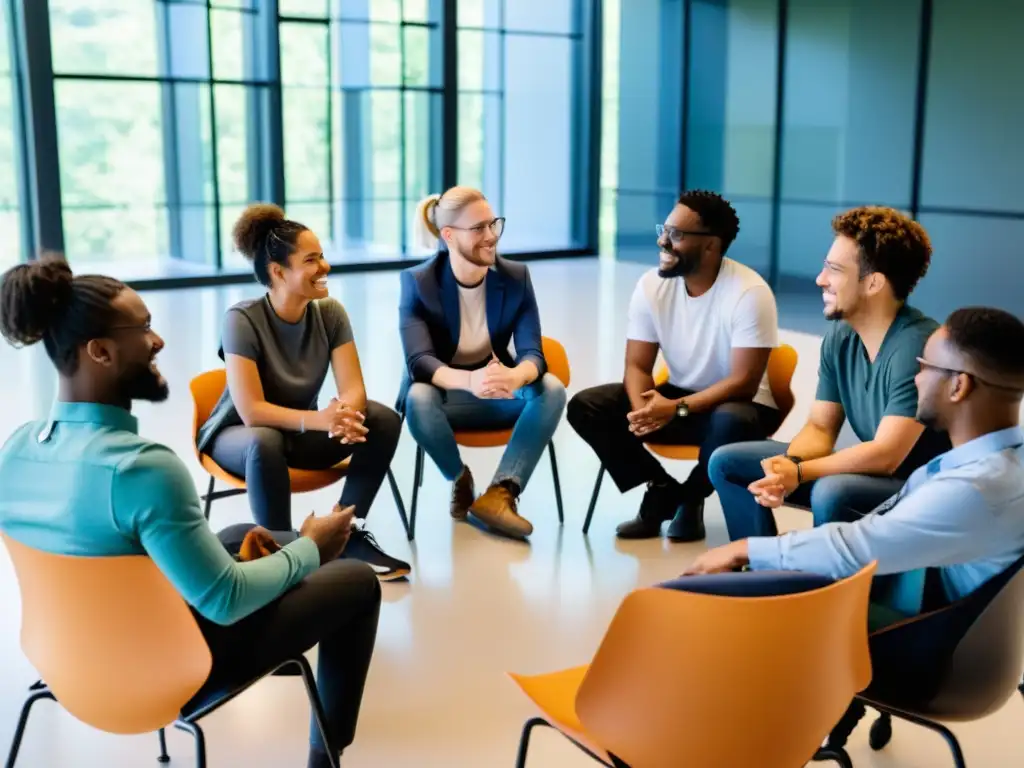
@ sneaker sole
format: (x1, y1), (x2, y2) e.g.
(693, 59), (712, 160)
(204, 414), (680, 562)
(373, 566), (410, 582)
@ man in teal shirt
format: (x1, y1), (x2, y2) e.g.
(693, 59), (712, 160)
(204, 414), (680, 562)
(0, 257), (377, 768)
(710, 206), (950, 539)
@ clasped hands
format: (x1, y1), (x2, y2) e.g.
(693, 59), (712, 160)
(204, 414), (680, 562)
(320, 398), (368, 444)
(626, 390), (678, 438)
(469, 355), (524, 399)
(747, 455), (801, 509)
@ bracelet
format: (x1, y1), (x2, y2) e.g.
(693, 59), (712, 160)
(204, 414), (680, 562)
(784, 453), (803, 484)
(300, 415), (306, 434)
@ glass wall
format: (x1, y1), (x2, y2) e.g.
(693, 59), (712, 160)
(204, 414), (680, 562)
(4, 0), (595, 283)
(456, 0), (582, 253)
(685, 0), (778, 274)
(609, 0), (1023, 316)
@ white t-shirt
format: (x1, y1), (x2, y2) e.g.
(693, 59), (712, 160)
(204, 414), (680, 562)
(451, 280), (493, 365)
(626, 258), (780, 409)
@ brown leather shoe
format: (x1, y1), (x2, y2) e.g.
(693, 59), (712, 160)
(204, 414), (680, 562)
(450, 465), (475, 520)
(469, 483), (534, 539)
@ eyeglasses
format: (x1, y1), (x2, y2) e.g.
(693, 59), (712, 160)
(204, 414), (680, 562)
(916, 357), (1022, 392)
(656, 224), (712, 244)
(106, 321), (153, 335)
(447, 217), (505, 239)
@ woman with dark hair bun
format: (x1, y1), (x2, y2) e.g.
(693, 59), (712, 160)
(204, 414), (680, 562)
(196, 203), (410, 581)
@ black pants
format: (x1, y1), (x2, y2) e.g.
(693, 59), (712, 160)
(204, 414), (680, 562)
(187, 524), (381, 758)
(567, 383), (781, 500)
(208, 400), (402, 530)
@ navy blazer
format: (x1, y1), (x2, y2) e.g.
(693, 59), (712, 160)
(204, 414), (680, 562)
(396, 251), (547, 410)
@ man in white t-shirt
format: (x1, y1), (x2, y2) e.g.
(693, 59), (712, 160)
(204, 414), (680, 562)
(567, 190), (781, 540)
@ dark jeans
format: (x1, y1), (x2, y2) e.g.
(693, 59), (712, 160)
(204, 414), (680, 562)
(187, 524), (381, 759)
(208, 400), (402, 530)
(708, 439), (906, 540)
(566, 383), (782, 500)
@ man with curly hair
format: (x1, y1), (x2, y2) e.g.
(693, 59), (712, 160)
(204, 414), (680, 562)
(568, 190), (782, 541)
(710, 206), (951, 542)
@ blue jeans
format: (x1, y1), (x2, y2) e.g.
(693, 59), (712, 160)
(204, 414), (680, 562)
(404, 373), (567, 490)
(708, 440), (906, 541)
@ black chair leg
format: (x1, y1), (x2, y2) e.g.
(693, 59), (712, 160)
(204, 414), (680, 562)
(515, 717), (550, 768)
(202, 475), (215, 520)
(387, 468), (412, 541)
(811, 746), (853, 768)
(548, 442), (564, 525)
(173, 720), (207, 768)
(582, 466), (605, 535)
(5, 685), (55, 768)
(408, 445), (424, 541)
(1018, 675), (1023, 697)
(157, 728), (170, 763)
(294, 657), (341, 768)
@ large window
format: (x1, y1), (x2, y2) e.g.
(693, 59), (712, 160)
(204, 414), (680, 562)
(49, 0), (270, 270)
(277, 0), (442, 261)
(457, 0), (582, 253)
(0, 1), (21, 267)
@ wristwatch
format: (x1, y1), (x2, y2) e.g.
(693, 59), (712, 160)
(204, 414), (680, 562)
(784, 453), (804, 484)
(675, 400), (690, 419)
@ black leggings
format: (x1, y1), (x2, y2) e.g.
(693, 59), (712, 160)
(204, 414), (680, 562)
(187, 524), (381, 760)
(207, 401), (402, 530)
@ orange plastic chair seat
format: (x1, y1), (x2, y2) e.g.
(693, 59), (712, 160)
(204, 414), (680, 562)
(508, 665), (612, 764)
(454, 429), (514, 448)
(645, 443), (699, 461)
(199, 454), (350, 494)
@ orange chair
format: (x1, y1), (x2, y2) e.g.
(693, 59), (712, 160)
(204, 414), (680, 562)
(509, 563), (876, 768)
(406, 336), (571, 540)
(582, 343), (799, 534)
(2, 535), (339, 768)
(190, 369), (410, 536)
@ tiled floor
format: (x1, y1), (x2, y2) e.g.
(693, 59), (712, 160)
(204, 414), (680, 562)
(0, 258), (1020, 766)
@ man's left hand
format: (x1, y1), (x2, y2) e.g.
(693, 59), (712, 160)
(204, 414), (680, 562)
(627, 390), (678, 437)
(759, 455), (800, 496)
(480, 356), (522, 399)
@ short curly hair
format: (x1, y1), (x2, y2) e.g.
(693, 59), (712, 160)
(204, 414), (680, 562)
(677, 189), (741, 254)
(831, 206), (932, 301)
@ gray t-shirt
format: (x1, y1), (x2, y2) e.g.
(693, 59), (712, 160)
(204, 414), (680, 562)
(196, 296), (354, 454)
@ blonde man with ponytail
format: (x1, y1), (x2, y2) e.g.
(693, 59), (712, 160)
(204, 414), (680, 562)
(397, 186), (566, 540)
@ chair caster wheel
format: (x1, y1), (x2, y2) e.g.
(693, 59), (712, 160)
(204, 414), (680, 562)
(869, 713), (892, 750)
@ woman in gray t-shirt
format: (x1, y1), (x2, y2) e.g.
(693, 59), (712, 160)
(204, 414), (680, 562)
(198, 204), (409, 580)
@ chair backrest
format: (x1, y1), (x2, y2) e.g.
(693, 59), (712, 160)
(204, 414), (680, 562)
(541, 336), (571, 387)
(190, 368), (227, 439)
(575, 564), (876, 768)
(653, 344), (798, 420)
(2, 535), (213, 734)
(924, 555), (1024, 718)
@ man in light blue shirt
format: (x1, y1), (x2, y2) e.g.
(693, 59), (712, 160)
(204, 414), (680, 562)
(683, 306), (1024, 631)
(0, 257), (378, 768)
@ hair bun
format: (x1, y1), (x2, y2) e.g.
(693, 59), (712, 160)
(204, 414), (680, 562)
(233, 203), (287, 262)
(0, 254), (74, 347)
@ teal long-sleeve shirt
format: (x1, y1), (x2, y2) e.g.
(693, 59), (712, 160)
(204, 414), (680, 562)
(0, 402), (321, 625)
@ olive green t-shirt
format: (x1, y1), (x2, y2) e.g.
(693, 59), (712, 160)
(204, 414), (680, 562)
(815, 304), (951, 478)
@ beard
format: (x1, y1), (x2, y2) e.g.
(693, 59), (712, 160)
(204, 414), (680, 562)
(464, 244), (496, 268)
(120, 360), (169, 403)
(824, 307), (845, 321)
(657, 248), (701, 279)
(916, 401), (944, 432)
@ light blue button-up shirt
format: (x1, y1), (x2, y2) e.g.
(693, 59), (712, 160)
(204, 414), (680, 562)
(748, 426), (1024, 604)
(0, 402), (321, 625)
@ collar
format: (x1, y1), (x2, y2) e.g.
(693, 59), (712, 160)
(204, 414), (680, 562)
(46, 401), (139, 436)
(926, 426), (1024, 476)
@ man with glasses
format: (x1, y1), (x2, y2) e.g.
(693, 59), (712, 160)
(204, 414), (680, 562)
(398, 187), (566, 540)
(708, 206), (950, 543)
(568, 190), (782, 540)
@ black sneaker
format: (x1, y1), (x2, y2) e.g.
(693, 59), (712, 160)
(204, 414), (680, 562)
(615, 481), (681, 539)
(343, 526), (411, 582)
(666, 499), (706, 542)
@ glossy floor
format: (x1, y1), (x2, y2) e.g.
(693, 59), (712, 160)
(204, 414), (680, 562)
(0, 258), (1020, 767)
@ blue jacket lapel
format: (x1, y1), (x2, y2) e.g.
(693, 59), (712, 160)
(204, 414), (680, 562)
(438, 257), (462, 348)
